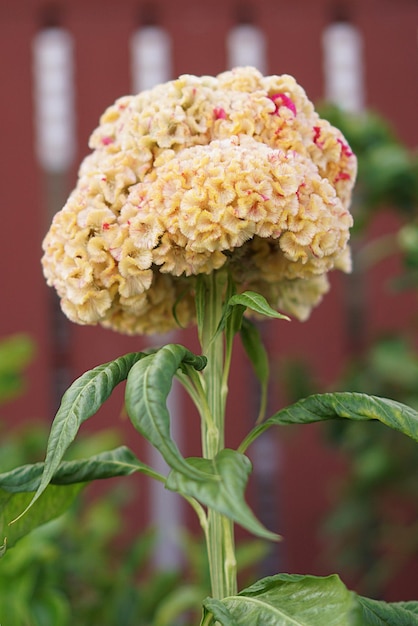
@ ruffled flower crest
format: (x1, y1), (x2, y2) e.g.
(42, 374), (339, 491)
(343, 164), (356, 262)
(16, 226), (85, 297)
(42, 67), (356, 334)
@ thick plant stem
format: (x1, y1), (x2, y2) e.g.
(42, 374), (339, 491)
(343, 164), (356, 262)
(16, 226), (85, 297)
(198, 271), (237, 599)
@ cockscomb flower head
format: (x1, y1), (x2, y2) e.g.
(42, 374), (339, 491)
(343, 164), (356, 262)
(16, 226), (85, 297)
(42, 67), (357, 334)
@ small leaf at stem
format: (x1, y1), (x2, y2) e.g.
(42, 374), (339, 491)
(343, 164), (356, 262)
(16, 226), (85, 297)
(125, 344), (211, 482)
(228, 292), (290, 321)
(12, 352), (150, 521)
(166, 449), (279, 541)
(202, 573), (359, 625)
(216, 290), (289, 341)
(239, 392), (418, 453)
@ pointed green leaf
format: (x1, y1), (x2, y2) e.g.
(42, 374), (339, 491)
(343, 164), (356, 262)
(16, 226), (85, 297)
(0, 446), (159, 550)
(202, 573), (359, 625)
(166, 449), (279, 541)
(15, 352), (149, 519)
(228, 292), (290, 321)
(239, 392), (418, 452)
(125, 344), (210, 482)
(217, 291), (289, 340)
(358, 596), (418, 625)
(0, 445), (162, 493)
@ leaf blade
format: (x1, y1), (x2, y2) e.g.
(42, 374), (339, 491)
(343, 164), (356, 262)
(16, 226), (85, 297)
(125, 344), (209, 481)
(240, 392), (418, 452)
(202, 573), (359, 625)
(166, 449), (279, 541)
(216, 291), (289, 341)
(228, 292), (290, 321)
(0, 446), (157, 550)
(12, 352), (149, 519)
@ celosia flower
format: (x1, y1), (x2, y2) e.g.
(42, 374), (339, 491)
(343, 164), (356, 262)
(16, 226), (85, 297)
(42, 67), (357, 334)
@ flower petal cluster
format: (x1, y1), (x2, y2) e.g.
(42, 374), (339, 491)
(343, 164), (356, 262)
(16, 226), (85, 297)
(42, 67), (357, 334)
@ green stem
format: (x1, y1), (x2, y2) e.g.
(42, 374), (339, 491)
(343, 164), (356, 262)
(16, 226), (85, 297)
(200, 612), (214, 626)
(176, 366), (216, 435)
(198, 271), (237, 599)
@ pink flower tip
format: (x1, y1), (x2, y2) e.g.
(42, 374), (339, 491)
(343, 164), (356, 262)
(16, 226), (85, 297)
(334, 172), (351, 182)
(269, 93), (297, 116)
(213, 106), (227, 120)
(337, 138), (353, 158)
(313, 126), (322, 145)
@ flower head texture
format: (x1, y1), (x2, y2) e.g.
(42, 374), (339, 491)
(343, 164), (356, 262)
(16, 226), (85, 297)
(42, 67), (357, 334)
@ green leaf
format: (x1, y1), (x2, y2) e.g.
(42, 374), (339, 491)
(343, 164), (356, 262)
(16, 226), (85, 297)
(358, 596), (418, 625)
(0, 446), (158, 550)
(166, 449), (279, 541)
(217, 291), (289, 338)
(239, 392), (418, 452)
(11, 352), (149, 519)
(228, 292), (290, 319)
(202, 573), (359, 625)
(0, 446), (161, 493)
(125, 344), (209, 482)
(240, 318), (269, 422)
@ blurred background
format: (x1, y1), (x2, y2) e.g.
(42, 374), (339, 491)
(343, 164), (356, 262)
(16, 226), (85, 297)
(1, 0), (418, 622)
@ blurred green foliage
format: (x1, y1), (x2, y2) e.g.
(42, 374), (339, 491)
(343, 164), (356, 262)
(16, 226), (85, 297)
(313, 105), (418, 596)
(0, 421), (268, 626)
(0, 334), (34, 405)
(0, 418), (191, 626)
(0, 338), (268, 626)
(0, 473), (182, 626)
(323, 337), (418, 595)
(0, 332), (269, 624)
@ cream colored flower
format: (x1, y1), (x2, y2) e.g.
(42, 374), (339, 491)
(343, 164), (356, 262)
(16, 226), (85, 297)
(42, 67), (357, 334)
